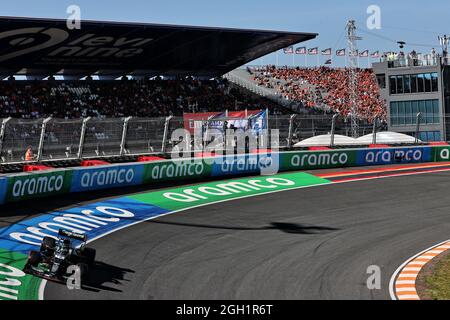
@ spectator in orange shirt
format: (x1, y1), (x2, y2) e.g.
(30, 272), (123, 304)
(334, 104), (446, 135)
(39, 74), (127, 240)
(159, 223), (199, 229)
(25, 146), (34, 161)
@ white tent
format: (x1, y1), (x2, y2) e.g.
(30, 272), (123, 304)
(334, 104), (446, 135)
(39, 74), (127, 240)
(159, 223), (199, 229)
(294, 134), (359, 147)
(356, 132), (419, 144)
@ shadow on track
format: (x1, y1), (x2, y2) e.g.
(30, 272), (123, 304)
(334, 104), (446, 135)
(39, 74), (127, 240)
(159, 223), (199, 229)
(79, 261), (135, 293)
(148, 220), (340, 235)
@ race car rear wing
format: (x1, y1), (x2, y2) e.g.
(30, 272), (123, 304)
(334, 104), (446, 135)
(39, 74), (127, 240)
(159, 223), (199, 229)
(58, 229), (87, 242)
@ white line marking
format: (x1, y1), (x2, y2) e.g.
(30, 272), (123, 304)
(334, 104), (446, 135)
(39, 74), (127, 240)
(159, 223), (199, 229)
(38, 279), (47, 300)
(395, 287), (417, 293)
(428, 250), (445, 254)
(420, 255), (438, 259)
(408, 261), (427, 266)
(403, 267), (422, 272)
(396, 280), (416, 285)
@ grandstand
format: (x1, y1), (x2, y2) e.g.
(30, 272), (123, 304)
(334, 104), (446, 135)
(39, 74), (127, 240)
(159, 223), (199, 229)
(0, 16), (431, 174)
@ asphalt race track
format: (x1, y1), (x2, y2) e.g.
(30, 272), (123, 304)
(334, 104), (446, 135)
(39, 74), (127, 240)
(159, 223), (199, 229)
(20, 168), (448, 300)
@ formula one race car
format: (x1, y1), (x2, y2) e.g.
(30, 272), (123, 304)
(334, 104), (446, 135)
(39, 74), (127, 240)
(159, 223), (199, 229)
(23, 229), (96, 284)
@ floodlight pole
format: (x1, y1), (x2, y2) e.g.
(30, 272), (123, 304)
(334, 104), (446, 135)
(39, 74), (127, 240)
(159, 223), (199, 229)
(330, 114), (339, 148)
(37, 117), (52, 162)
(0, 117), (11, 158)
(346, 20), (362, 138)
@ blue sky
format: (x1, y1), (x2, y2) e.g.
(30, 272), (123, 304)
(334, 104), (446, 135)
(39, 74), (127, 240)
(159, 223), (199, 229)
(1, 0), (448, 67)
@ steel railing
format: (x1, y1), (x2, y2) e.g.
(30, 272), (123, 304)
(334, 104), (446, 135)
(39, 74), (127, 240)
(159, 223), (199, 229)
(0, 114), (388, 166)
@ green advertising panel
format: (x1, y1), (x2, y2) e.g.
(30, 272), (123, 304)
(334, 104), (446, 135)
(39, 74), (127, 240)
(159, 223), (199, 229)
(0, 249), (42, 300)
(142, 158), (212, 184)
(6, 169), (73, 202)
(130, 171), (331, 211)
(281, 150), (358, 171)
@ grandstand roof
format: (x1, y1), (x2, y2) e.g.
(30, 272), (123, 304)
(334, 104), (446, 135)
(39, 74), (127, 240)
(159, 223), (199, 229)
(0, 16), (317, 79)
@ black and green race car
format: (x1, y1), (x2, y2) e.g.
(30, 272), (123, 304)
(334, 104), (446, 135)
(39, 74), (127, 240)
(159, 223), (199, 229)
(23, 229), (96, 285)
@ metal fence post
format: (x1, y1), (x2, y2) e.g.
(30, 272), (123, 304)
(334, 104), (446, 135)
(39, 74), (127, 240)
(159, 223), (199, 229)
(120, 116), (132, 156)
(77, 117), (91, 159)
(415, 112), (422, 144)
(0, 117), (11, 159)
(372, 117), (378, 145)
(330, 114), (339, 148)
(161, 115), (173, 154)
(37, 117), (52, 162)
(264, 108), (269, 149)
(287, 114), (297, 148)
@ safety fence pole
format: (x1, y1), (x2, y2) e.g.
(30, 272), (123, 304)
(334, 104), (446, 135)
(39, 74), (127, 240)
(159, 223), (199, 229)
(287, 114), (297, 148)
(161, 115), (173, 154)
(372, 117), (378, 145)
(330, 114), (339, 148)
(77, 117), (91, 159)
(415, 112), (422, 144)
(0, 117), (11, 158)
(120, 117), (132, 156)
(37, 117), (52, 162)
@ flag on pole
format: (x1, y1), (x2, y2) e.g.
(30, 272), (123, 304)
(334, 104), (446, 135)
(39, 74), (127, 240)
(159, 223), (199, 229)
(295, 47), (307, 55)
(371, 51), (380, 58)
(359, 50), (369, 57)
(321, 48), (332, 55)
(308, 47), (318, 55)
(349, 49), (359, 57)
(324, 59), (332, 65)
(336, 49), (346, 56)
(283, 46), (294, 54)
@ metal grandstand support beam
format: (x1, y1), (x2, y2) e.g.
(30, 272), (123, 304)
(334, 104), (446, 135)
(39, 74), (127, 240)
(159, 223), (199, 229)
(346, 20), (362, 138)
(77, 117), (91, 159)
(0, 117), (11, 158)
(330, 114), (339, 148)
(287, 114), (297, 148)
(37, 117), (52, 162)
(161, 115), (173, 154)
(120, 116), (132, 156)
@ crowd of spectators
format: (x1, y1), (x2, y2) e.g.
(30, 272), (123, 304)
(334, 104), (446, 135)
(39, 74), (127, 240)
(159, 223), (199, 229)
(0, 77), (280, 119)
(251, 65), (386, 122)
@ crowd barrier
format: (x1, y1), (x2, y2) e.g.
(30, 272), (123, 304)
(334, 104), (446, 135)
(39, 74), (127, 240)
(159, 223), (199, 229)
(0, 145), (448, 205)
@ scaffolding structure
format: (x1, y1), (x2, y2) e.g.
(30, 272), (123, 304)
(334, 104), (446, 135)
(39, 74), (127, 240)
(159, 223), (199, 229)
(346, 20), (362, 138)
